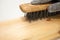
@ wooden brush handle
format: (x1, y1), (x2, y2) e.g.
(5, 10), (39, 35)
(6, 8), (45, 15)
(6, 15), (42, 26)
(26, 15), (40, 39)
(19, 3), (51, 13)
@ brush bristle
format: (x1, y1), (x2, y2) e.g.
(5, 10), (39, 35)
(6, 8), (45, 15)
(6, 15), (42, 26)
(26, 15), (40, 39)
(25, 10), (60, 22)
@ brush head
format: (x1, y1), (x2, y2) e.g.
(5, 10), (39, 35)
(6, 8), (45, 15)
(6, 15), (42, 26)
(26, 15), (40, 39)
(25, 10), (60, 22)
(20, 3), (60, 22)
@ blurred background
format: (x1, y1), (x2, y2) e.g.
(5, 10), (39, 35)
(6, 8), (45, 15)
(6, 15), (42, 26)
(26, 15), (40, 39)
(0, 0), (32, 22)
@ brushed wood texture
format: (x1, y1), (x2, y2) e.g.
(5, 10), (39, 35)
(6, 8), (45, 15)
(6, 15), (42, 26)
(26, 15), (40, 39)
(0, 16), (60, 40)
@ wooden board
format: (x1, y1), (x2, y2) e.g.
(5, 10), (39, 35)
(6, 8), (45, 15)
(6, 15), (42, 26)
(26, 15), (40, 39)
(0, 15), (60, 40)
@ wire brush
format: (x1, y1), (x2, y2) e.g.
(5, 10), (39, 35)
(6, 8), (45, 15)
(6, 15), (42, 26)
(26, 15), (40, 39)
(20, 2), (60, 22)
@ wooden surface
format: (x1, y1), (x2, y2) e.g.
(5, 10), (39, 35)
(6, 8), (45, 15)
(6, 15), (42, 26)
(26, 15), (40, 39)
(20, 3), (50, 13)
(0, 15), (60, 40)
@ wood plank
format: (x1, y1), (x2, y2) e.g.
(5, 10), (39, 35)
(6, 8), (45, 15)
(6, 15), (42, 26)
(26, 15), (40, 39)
(0, 15), (60, 40)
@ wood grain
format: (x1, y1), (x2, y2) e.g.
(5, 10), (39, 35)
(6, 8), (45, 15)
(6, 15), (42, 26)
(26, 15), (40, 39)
(0, 16), (60, 40)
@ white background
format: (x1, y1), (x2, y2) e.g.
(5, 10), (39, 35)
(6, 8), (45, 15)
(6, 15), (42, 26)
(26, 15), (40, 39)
(0, 0), (32, 22)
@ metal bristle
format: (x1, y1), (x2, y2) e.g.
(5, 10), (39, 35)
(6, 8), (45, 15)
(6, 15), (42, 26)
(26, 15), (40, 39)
(25, 10), (60, 22)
